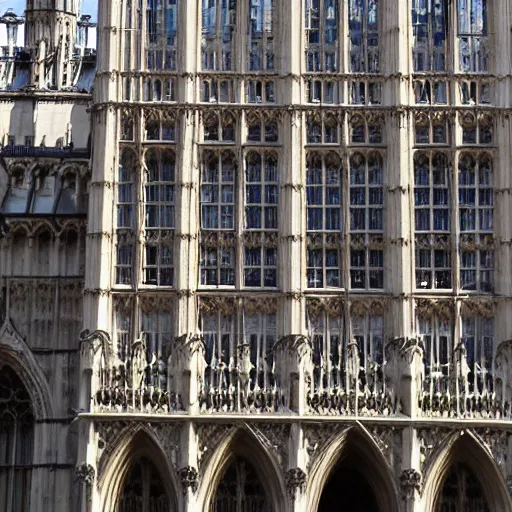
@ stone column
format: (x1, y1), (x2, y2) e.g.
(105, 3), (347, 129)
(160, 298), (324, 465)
(178, 422), (200, 512)
(279, 0), (306, 339)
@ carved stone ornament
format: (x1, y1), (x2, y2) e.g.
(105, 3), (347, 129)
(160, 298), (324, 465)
(400, 469), (422, 500)
(75, 463), (95, 487)
(0, 317), (25, 353)
(178, 466), (199, 494)
(285, 468), (307, 497)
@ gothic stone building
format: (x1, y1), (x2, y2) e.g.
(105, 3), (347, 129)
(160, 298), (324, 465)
(1, 0), (512, 511)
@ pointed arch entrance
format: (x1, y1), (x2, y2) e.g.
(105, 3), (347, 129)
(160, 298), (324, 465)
(309, 428), (398, 512)
(200, 428), (285, 512)
(0, 365), (35, 512)
(422, 433), (511, 512)
(100, 429), (179, 512)
(212, 455), (270, 512)
(119, 457), (170, 512)
(434, 462), (489, 512)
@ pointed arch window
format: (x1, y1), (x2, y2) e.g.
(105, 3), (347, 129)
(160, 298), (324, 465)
(119, 457), (171, 512)
(212, 456), (270, 512)
(0, 366), (34, 512)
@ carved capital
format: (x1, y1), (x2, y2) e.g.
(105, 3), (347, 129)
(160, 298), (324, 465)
(285, 468), (307, 497)
(75, 463), (95, 488)
(178, 466), (199, 494)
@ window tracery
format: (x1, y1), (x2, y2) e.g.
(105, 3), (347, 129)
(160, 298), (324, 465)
(142, 77), (176, 102)
(247, 0), (275, 71)
(458, 0), (488, 72)
(349, 152), (383, 290)
(212, 456), (270, 512)
(246, 113), (279, 143)
(306, 112), (339, 144)
(200, 150), (237, 286)
(202, 78), (235, 103)
(244, 151), (278, 288)
(202, 0), (237, 71)
(116, 149), (137, 285)
(119, 457), (171, 512)
(306, 151), (342, 289)
(349, 113), (382, 144)
(435, 462), (490, 511)
(145, 0), (178, 71)
(143, 148), (175, 286)
(458, 152), (494, 292)
(246, 80), (275, 103)
(0, 366), (34, 512)
(414, 79), (448, 105)
(305, 0), (339, 72)
(414, 152), (451, 290)
(412, 0), (447, 72)
(145, 111), (176, 142)
(349, 0), (379, 73)
(203, 112), (236, 143)
(306, 79), (339, 104)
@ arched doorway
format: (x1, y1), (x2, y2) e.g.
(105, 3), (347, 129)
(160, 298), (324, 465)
(211, 455), (271, 512)
(0, 365), (34, 512)
(318, 454), (380, 512)
(435, 462), (490, 512)
(118, 457), (171, 512)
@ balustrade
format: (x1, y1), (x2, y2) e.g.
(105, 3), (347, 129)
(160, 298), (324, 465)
(81, 329), (512, 419)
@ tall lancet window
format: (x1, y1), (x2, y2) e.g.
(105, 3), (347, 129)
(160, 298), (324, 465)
(248, 0), (275, 71)
(349, 0), (379, 72)
(0, 366), (34, 512)
(146, 0), (178, 70)
(458, 0), (488, 72)
(305, 0), (339, 72)
(412, 0), (448, 71)
(202, 0), (238, 70)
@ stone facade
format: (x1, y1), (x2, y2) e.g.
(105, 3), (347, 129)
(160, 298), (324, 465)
(2, 0), (512, 511)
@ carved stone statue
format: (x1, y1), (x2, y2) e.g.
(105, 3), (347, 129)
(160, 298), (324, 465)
(130, 339), (147, 390)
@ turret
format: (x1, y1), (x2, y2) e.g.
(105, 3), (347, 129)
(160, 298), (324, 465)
(24, 0), (80, 89)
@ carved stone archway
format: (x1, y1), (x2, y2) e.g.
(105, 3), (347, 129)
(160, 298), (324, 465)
(98, 427), (179, 512)
(422, 432), (511, 512)
(197, 427), (286, 512)
(307, 427), (399, 512)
